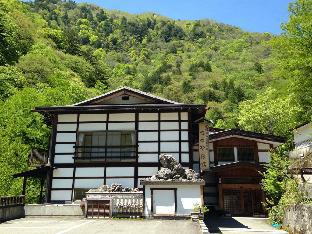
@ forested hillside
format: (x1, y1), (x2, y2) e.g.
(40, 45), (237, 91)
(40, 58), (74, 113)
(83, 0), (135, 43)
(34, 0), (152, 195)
(0, 0), (311, 200)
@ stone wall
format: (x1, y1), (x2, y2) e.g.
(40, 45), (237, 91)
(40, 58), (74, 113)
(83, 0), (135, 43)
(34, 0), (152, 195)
(283, 204), (312, 234)
(0, 206), (25, 222)
(25, 204), (83, 216)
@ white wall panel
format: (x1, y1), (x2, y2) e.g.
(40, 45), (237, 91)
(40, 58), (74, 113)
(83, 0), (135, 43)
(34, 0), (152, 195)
(74, 179), (104, 188)
(259, 152), (270, 163)
(181, 142), (189, 152)
(181, 153), (189, 163)
(138, 154), (159, 162)
(57, 124), (77, 131)
(58, 114), (77, 122)
(138, 167), (158, 176)
(108, 122), (135, 130)
(257, 143), (271, 150)
(160, 131), (179, 141)
(51, 190), (72, 201)
(160, 112), (178, 120)
(138, 143), (158, 152)
(181, 122), (188, 130)
(56, 133), (76, 142)
(160, 142), (179, 152)
(54, 155), (74, 164)
(52, 179), (73, 189)
(75, 167), (104, 177)
(138, 132), (158, 141)
(79, 114), (106, 122)
(109, 113), (135, 121)
(139, 113), (158, 121)
(55, 144), (75, 154)
(106, 178), (134, 188)
(53, 168), (73, 177)
(139, 122), (158, 130)
(180, 112), (188, 120)
(160, 122), (179, 130)
(106, 167), (134, 177)
(79, 123), (106, 131)
(181, 131), (188, 141)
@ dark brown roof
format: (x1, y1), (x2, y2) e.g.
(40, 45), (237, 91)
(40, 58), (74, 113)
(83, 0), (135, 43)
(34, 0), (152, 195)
(208, 128), (285, 143)
(34, 104), (206, 114)
(210, 161), (264, 171)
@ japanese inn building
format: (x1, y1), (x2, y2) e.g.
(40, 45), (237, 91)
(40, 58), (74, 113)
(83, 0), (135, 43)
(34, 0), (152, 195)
(16, 87), (285, 216)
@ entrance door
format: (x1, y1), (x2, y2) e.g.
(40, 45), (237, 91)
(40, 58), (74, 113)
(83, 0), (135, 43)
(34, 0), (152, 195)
(153, 190), (175, 215)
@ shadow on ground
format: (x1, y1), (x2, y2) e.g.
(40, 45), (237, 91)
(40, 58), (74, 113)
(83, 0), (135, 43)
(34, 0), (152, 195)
(204, 214), (249, 233)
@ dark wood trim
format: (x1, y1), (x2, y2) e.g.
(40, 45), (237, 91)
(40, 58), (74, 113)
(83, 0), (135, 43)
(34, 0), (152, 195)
(138, 129), (190, 132)
(57, 120), (189, 125)
(47, 114), (58, 203)
(178, 112), (181, 163)
(51, 188), (73, 191)
(104, 113), (109, 185)
(53, 176), (135, 179)
(143, 185), (145, 216)
(157, 112), (161, 170)
(188, 111), (193, 170)
(134, 112), (139, 187)
(71, 114), (80, 201)
(55, 142), (77, 144)
(53, 162), (191, 167)
(138, 140), (189, 143)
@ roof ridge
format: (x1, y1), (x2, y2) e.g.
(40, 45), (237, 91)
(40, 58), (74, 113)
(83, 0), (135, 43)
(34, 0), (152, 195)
(72, 86), (181, 106)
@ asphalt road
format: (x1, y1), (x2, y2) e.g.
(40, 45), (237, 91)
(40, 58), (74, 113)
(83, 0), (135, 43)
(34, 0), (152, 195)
(0, 217), (201, 234)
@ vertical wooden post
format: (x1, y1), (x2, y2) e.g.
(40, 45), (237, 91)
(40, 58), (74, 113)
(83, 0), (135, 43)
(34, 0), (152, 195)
(22, 177), (27, 196)
(218, 183), (223, 209)
(39, 177), (44, 204)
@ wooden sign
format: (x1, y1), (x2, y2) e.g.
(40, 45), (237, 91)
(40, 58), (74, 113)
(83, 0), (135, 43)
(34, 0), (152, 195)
(199, 122), (209, 171)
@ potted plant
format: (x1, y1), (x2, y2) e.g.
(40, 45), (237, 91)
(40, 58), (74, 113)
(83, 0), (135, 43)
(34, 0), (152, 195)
(191, 203), (209, 221)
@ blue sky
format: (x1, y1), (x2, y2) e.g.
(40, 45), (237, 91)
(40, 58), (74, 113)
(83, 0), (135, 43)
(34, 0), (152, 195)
(75, 0), (292, 34)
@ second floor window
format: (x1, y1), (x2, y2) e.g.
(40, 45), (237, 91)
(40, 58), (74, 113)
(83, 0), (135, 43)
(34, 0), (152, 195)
(237, 147), (255, 162)
(77, 131), (136, 161)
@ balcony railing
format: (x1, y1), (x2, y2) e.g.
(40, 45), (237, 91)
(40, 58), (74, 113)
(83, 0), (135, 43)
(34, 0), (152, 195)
(73, 145), (136, 162)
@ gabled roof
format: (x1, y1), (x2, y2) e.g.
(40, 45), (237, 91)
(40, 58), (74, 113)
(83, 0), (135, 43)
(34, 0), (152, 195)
(73, 86), (181, 106)
(208, 128), (285, 144)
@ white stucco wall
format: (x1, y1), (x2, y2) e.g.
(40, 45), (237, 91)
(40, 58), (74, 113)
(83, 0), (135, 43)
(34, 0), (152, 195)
(144, 184), (203, 217)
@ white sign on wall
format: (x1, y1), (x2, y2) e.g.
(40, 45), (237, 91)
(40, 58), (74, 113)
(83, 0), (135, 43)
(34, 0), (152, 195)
(199, 122), (209, 171)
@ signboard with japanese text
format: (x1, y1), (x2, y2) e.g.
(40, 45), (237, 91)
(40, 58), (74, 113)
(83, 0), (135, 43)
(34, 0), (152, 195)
(199, 122), (209, 171)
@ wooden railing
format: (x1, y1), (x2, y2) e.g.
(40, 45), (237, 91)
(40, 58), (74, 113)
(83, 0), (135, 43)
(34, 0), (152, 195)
(85, 192), (143, 218)
(0, 195), (25, 222)
(0, 195), (25, 208)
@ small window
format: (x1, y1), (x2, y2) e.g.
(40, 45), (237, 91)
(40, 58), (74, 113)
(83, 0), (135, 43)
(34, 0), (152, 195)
(237, 147), (255, 162)
(122, 95), (129, 100)
(217, 147), (234, 161)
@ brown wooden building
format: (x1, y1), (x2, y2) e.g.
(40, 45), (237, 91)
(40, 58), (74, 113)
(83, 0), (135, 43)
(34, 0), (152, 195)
(194, 128), (285, 216)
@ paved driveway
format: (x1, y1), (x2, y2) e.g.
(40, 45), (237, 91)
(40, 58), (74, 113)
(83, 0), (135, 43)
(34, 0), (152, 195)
(0, 217), (200, 234)
(205, 216), (288, 234)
